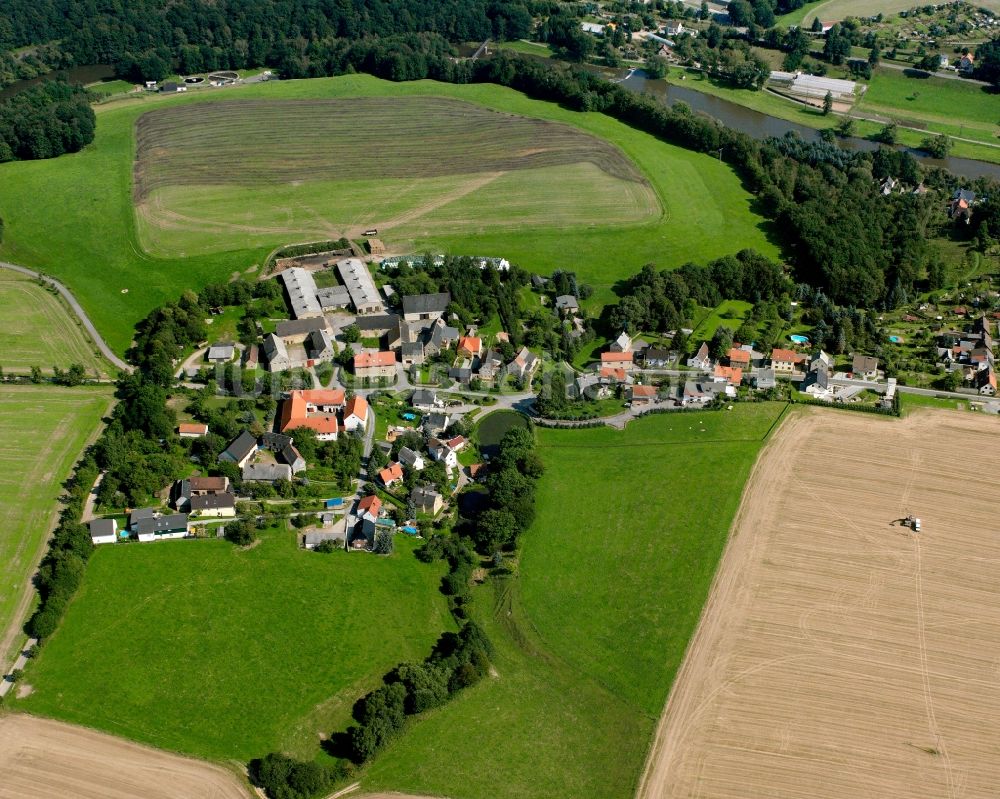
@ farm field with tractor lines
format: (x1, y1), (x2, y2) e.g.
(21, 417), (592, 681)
(779, 0), (1000, 26)
(639, 408), (1000, 799)
(361, 404), (788, 799)
(0, 74), (779, 354)
(0, 270), (111, 378)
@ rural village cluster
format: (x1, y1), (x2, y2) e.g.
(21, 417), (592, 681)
(83, 235), (1000, 552)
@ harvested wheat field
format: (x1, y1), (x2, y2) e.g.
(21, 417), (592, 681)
(0, 715), (249, 799)
(639, 408), (1000, 799)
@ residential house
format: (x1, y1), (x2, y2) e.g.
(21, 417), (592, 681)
(681, 380), (720, 405)
(600, 366), (632, 385)
(573, 373), (609, 400)
(457, 336), (482, 359)
(852, 354), (879, 379)
(411, 484), (444, 516)
(879, 176), (898, 196)
(424, 318), (459, 356)
(280, 444), (306, 474)
(343, 395), (370, 432)
(978, 366), (997, 395)
(477, 349), (505, 383)
(687, 342), (713, 370)
(447, 435), (466, 452)
(401, 341), (425, 367)
(770, 348), (806, 374)
(189, 493), (237, 518)
(219, 431), (258, 469)
(279, 388), (345, 441)
(355, 313), (400, 339)
(507, 347), (539, 383)
(242, 463), (293, 483)
(727, 347), (751, 369)
(411, 389), (439, 412)
(349, 518), (376, 551)
(610, 332), (632, 353)
(423, 412), (452, 436)
(402, 292), (451, 323)
(665, 20), (685, 36)
(950, 188), (977, 223)
(378, 462), (404, 488)
(642, 347), (671, 368)
(177, 422), (208, 438)
(601, 351), (634, 371)
(428, 437), (459, 470)
(276, 317), (328, 343)
(555, 295), (579, 315)
(134, 513), (188, 542)
(353, 350), (396, 380)
(263, 333), (292, 372)
(958, 52), (975, 73)
(801, 366), (832, 399)
(713, 365), (743, 388)
(449, 365), (473, 384)
(307, 329), (335, 361)
(89, 518), (118, 545)
(808, 350), (833, 373)
(129, 507), (156, 531)
(752, 368), (776, 390)
(175, 476), (230, 510)
(398, 446), (426, 471)
(207, 343), (235, 363)
(628, 384), (657, 406)
(302, 518), (348, 549)
(357, 494), (382, 524)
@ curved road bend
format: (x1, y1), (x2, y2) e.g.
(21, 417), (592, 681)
(0, 260), (132, 373)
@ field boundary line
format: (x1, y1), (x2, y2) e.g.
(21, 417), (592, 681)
(0, 261), (132, 371)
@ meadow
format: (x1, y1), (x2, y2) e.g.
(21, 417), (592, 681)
(18, 531), (453, 762)
(778, 0), (1000, 26)
(362, 403), (789, 799)
(0, 385), (113, 665)
(0, 74), (779, 354)
(0, 270), (110, 377)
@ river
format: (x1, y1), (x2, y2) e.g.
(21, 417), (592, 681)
(618, 70), (1000, 181)
(0, 64), (116, 101)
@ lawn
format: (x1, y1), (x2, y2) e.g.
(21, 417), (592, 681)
(17, 531), (453, 762)
(0, 386), (114, 665)
(858, 67), (1000, 146)
(0, 74), (779, 354)
(900, 391), (971, 413)
(690, 299), (753, 343)
(0, 271), (112, 377)
(362, 402), (790, 799)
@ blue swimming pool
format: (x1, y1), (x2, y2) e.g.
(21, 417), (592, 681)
(789, 334), (809, 345)
(401, 412), (417, 420)
(888, 335), (902, 343)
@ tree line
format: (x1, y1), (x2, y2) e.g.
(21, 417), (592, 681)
(0, 80), (95, 162)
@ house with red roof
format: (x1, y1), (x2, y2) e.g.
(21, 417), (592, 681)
(457, 336), (482, 359)
(600, 351), (634, 370)
(378, 462), (404, 488)
(628, 384), (657, 405)
(279, 389), (346, 441)
(357, 494), (382, 523)
(353, 350), (396, 380)
(770, 348), (806, 373)
(178, 422), (209, 438)
(343, 395), (369, 432)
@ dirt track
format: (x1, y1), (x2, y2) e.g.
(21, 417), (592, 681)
(638, 409), (1000, 799)
(0, 715), (249, 799)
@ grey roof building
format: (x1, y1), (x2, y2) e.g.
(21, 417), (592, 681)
(316, 285), (352, 310)
(280, 267), (323, 319)
(280, 443), (306, 474)
(355, 313), (400, 335)
(402, 292), (451, 321)
(411, 388), (438, 409)
(88, 518), (118, 542)
(207, 343), (235, 362)
(135, 513), (189, 537)
(336, 258), (384, 314)
(189, 493), (236, 512)
(129, 507), (157, 528)
(263, 333), (291, 372)
(219, 431), (258, 467)
(242, 462), (294, 482)
(307, 328), (335, 360)
(555, 295), (579, 313)
(276, 317), (328, 339)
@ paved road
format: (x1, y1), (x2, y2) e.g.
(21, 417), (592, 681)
(0, 261), (132, 373)
(879, 60), (991, 87)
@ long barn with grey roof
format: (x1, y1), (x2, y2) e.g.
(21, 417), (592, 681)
(336, 258), (384, 315)
(280, 267), (323, 319)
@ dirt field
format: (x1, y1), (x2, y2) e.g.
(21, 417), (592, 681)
(639, 408), (1000, 799)
(0, 714), (249, 799)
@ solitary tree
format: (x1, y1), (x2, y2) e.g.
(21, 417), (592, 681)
(822, 91), (833, 115)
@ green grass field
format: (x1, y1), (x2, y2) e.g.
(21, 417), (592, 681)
(18, 531), (453, 761)
(690, 299), (753, 343)
(362, 403), (789, 799)
(0, 74), (779, 354)
(0, 271), (111, 377)
(858, 68), (1000, 147)
(0, 386), (113, 664)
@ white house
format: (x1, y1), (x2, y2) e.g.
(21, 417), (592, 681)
(399, 446), (426, 471)
(343, 395), (369, 432)
(134, 513), (189, 542)
(89, 518), (118, 545)
(189, 493), (237, 518)
(428, 438), (459, 470)
(610, 332), (633, 353)
(687, 342), (713, 370)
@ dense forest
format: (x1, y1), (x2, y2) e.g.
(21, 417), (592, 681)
(0, 81), (94, 161)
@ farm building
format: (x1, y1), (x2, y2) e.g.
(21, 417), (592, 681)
(242, 463), (294, 483)
(336, 258), (384, 315)
(316, 285), (351, 310)
(403, 292), (451, 323)
(276, 317), (328, 343)
(769, 71), (857, 102)
(206, 343), (235, 363)
(263, 333), (292, 372)
(279, 268), (323, 319)
(174, 476), (230, 510)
